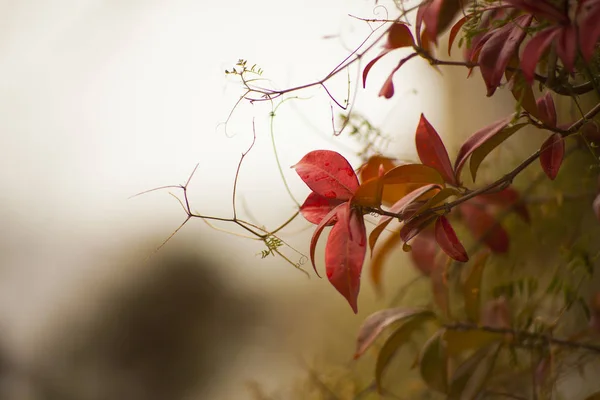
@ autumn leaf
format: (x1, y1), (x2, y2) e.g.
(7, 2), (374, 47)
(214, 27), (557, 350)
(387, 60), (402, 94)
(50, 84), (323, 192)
(454, 115), (517, 182)
(577, 0), (600, 61)
(409, 229), (439, 276)
(309, 204), (344, 277)
(505, 59), (539, 119)
(293, 150), (359, 200)
(459, 202), (509, 253)
(370, 230), (402, 291)
(415, 114), (457, 185)
(435, 216), (469, 262)
(300, 191), (343, 225)
(539, 133), (565, 180)
(325, 203), (366, 313)
(354, 307), (432, 359)
(352, 177), (383, 208)
(476, 187), (530, 223)
(536, 92), (557, 127)
(418, 0), (466, 45)
(520, 27), (561, 83)
(448, 15), (469, 56)
(359, 155), (397, 182)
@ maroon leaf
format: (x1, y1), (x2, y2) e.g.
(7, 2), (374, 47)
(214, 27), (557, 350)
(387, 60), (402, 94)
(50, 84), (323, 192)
(310, 203), (345, 277)
(300, 192), (344, 225)
(448, 15), (469, 56)
(477, 15), (532, 96)
(401, 213), (439, 244)
(502, 0), (567, 22)
(435, 216), (469, 262)
(454, 115), (514, 181)
(325, 203), (367, 313)
(415, 114), (457, 185)
(520, 27), (560, 83)
(410, 229), (439, 276)
(536, 92), (557, 127)
(577, 0), (600, 61)
(420, 0), (465, 45)
(363, 50), (392, 89)
(293, 150), (359, 200)
(477, 187), (530, 223)
(555, 24), (577, 73)
(377, 54), (417, 99)
(354, 307), (429, 359)
(459, 202), (509, 253)
(539, 133), (564, 180)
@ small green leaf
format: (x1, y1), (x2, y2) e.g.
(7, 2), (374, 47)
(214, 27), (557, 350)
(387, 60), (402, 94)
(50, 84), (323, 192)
(376, 311), (436, 391)
(463, 252), (490, 322)
(419, 330), (448, 393)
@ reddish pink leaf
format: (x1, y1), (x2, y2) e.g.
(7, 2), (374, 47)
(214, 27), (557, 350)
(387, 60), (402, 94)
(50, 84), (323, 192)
(300, 192), (343, 225)
(477, 187), (530, 223)
(478, 15), (532, 96)
(448, 15), (468, 56)
(325, 203), (367, 313)
(409, 229), (438, 276)
(435, 216), (469, 262)
(536, 92), (557, 127)
(293, 150), (359, 200)
(577, 0), (600, 61)
(520, 27), (560, 83)
(555, 24), (577, 73)
(459, 202), (509, 253)
(454, 115), (514, 181)
(415, 114), (457, 185)
(377, 54), (417, 99)
(539, 133), (565, 180)
(310, 203), (345, 277)
(363, 50), (391, 89)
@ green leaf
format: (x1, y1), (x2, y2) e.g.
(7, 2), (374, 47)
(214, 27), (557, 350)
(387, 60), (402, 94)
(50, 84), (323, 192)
(376, 311), (436, 391)
(469, 123), (528, 182)
(443, 329), (502, 357)
(463, 252), (490, 322)
(448, 343), (501, 400)
(419, 330), (448, 393)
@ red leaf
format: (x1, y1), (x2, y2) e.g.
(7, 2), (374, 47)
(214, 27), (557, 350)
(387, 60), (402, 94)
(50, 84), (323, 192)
(409, 229), (438, 276)
(385, 22), (416, 50)
(377, 54), (417, 99)
(400, 213), (439, 244)
(363, 50), (391, 89)
(478, 15), (532, 96)
(325, 203), (367, 313)
(555, 24), (577, 73)
(448, 15), (468, 56)
(300, 192), (343, 225)
(420, 0), (464, 45)
(293, 150), (359, 200)
(435, 216), (469, 262)
(520, 27), (560, 83)
(459, 202), (509, 253)
(454, 115), (514, 181)
(503, 0), (567, 22)
(415, 114), (457, 185)
(536, 92), (557, 127)
(309, 203), (345, 277)
(577, 0), (600, 61)
(539, 133), (564, 180)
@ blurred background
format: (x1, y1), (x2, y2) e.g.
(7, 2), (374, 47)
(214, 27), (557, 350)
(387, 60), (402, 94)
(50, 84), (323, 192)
(0, 0), (480, 398)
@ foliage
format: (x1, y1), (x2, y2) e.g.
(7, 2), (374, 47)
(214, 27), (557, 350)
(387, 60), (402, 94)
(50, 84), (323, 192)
(142, 0), (600, 398)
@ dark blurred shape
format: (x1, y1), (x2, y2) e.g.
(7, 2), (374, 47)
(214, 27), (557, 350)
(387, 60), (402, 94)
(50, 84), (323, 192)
(32, 245), (260, 400)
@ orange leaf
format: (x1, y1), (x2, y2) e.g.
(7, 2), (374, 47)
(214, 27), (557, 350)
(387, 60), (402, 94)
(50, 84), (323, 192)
(359, 156), (397, 182)
(352, 177), (383, 208)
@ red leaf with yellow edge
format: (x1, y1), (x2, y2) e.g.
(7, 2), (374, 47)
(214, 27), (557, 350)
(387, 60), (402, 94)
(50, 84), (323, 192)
(435, 216), (469, 262)
(415, 114), (457, 185)
(293, 150), (358, 200)
(300, 192), (343, 225)
(309, 203), (345, 277)
(325, 203), (367, 313)
(536, 92), (557, 128)
(370, 230), (401, 292)
(459, 202), (509, 253)
(540, 133), (564, 180)
(454, 115), (515, 182)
